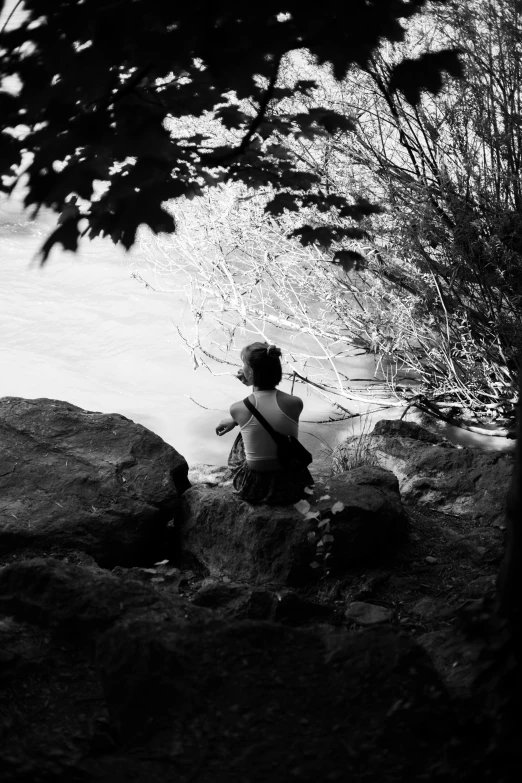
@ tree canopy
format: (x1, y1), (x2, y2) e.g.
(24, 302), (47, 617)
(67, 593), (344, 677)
(0, 0), (460, 260)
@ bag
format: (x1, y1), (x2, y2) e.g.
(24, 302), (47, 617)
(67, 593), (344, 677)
(243, 397), (313, 471)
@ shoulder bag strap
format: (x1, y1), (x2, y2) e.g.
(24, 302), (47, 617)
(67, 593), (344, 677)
(243, 396), (282, 445)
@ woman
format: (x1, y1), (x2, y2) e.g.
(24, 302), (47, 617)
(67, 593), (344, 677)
(215, 342), (313, 505)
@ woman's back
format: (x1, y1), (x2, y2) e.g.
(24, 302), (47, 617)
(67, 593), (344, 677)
(240, 390), (299, 470)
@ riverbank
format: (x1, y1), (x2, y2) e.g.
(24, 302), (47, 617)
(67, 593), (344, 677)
(0, 398), (516, 782)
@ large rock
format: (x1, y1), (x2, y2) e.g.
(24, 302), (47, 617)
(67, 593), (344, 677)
(0, 557), (206, 638)
(181, 465), (407, 584)
(0, 397), (190, 566)
(332, 419), (513, 524)
(181, 487), (313, 584)
(315, 466), (408, 569)
(96, 619), (455, 778)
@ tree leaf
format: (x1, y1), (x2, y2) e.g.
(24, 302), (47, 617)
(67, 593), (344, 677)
(294, 499), (310, 515)
(39, 217), (80, 263)
(389, 49), (464, 105)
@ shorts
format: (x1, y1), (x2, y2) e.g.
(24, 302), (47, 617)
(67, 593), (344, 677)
(227, 433), (314, 506)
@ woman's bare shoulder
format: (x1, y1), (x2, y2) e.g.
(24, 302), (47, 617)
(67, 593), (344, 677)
(276, 390), (304, 414)
(230, 398), (251, 426)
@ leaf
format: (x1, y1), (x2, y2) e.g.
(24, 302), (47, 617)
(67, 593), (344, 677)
(389, 49), (464, 105)
(331, 501), (345, 514)
(294, 499), (310, 515)
(310, 561), (321, 569)
(294, 79), (317, 96)
(304, 486), (315, 495)
(318, 495), (331, 501)
(154, 559), (169, 566)
(265, 191), (300, 217)
(39, 216), (80, 264)
(333, 250), (365, 273)
(214, 104), (250, 130)
(304, 510), (320, 520)
(322, 534), (334, 543)
(318, 519), (330, 530)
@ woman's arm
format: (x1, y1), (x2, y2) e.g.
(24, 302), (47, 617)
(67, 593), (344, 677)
(215, 416), (238, 436)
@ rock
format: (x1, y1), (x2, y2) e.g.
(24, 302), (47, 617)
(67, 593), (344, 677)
(181, 487), (314, 584)
(0, 397), (190, 566)
(345, 601), (392, 625)
(0, 547), (99, 570)
(351, 571), (390, 601)
(417, 629), (481, 699)
(332, 419), (513, 524)
(374, 419), (448, 444)
(0, 615), (51, 676)
(181, 467), (406, 585)
(409, 598), (441, 619)
(0, 557), (206, 638)
(460, 574), (497, 599)
(192, 581), (252, 609)
(97, 616), (455, 781)
(313, 467), (407, 569)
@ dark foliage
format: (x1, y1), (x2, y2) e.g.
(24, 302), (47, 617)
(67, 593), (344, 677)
(0, 0), (455, 259)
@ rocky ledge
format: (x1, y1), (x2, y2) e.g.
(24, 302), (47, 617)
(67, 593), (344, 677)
(0, 398), (515, 782)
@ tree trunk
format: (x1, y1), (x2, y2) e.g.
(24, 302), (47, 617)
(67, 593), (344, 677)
(498, 367), (522, 615)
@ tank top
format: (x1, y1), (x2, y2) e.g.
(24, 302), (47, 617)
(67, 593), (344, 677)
(240, 390), (299, 469)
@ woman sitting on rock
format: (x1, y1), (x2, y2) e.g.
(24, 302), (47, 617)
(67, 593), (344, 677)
(216, 341), (313, 505)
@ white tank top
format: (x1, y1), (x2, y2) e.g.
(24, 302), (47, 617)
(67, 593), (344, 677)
(240, 391), (299, 465)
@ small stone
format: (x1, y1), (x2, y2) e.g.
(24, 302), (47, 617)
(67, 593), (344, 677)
(425, 556), (438, 564)
(345, 601), (392, 625)
(410, 598), (438, 618)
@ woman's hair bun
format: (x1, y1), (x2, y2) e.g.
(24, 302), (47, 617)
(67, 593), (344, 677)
(266, 343), (282, 358)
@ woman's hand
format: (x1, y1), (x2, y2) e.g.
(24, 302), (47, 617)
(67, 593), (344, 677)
(215, 417), (237, 436)
(236, 369), (251, 386)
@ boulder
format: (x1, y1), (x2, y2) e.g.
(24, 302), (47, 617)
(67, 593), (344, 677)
(0, 557), (206, 639)
(181, 466), (406, 585)
(0, 397), (190, 566)
(332, 419), (513, 524)
(96, 619), (455, 779)
(313, 466), (408, 569)
(181, 487), (313, 584)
